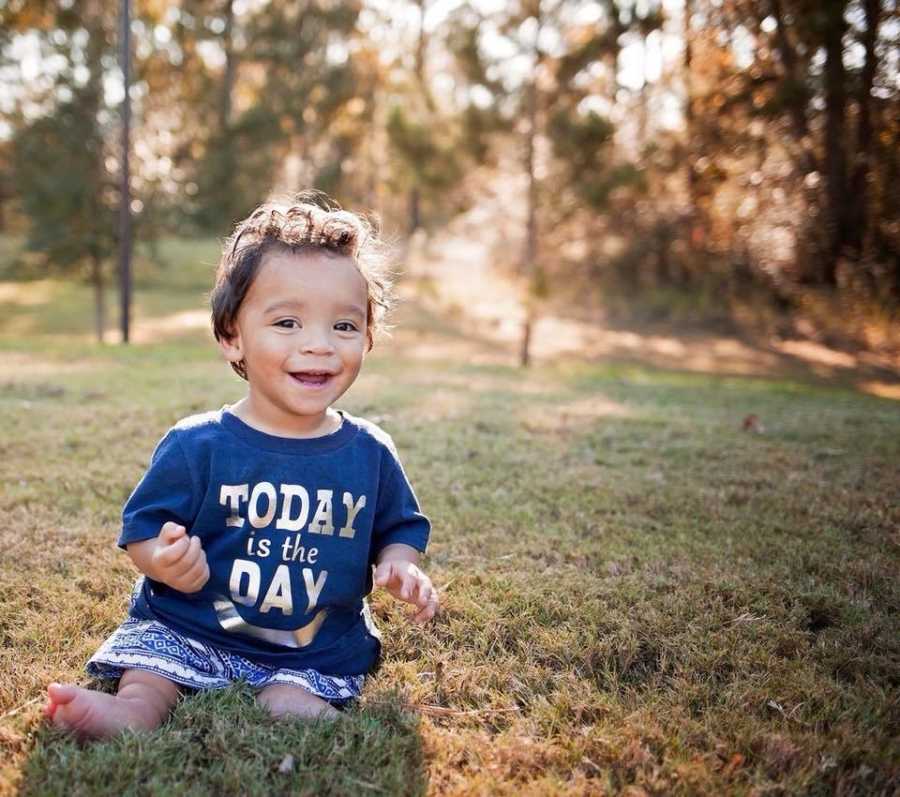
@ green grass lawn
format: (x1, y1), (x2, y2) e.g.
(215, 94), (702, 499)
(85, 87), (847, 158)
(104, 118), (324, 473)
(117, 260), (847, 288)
(0, 239), (898, 795)
(0, 237), (220, 339)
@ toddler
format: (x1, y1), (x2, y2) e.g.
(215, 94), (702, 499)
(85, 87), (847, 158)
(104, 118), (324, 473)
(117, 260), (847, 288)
(46, 192), (437, 738)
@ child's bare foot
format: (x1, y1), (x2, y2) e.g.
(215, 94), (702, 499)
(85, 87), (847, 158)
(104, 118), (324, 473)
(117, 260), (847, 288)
(46, 671), (179, 740)
(257, 684), (339, 721)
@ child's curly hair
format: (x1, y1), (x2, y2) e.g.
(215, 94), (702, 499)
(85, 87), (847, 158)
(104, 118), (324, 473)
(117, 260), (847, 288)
(210, 190), (393, 380)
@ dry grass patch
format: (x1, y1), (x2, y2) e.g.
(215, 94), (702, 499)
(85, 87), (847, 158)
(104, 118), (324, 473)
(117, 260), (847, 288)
(0, 319), (898, 794)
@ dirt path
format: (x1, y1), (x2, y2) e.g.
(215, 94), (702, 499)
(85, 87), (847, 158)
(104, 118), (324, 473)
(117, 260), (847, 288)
(400, 211), (900, 399)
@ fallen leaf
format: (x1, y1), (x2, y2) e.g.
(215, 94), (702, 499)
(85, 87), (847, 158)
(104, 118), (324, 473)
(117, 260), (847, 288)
(742, 414), (765, 434)
(278, 754), (294, 774)
(723, 753), (745, 777)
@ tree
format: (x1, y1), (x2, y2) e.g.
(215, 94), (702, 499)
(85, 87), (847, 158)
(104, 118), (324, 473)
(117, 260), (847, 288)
(447, 0), (649, 364)
(5, 2), (119, 341)
(707, 0), (896, 288)
(382, 0), (489, 235)
(820, 0), (851, 286)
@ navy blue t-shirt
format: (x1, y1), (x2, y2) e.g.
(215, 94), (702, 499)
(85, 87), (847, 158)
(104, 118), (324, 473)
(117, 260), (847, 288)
(119, 408), (430, 676)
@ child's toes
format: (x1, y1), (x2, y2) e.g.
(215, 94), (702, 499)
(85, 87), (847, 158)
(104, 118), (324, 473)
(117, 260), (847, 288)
(45, 682), (76, 719)
(47, 682), (78, 705)
(45, 685), (97, 735)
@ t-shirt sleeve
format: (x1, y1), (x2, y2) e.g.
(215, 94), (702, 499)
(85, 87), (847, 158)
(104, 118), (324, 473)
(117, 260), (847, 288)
(371, 444), (430, 560)
(118, 429), (199, 548)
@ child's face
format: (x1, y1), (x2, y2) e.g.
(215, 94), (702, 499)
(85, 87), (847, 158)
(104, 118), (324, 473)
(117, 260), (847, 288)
(219, 249), (369, 432)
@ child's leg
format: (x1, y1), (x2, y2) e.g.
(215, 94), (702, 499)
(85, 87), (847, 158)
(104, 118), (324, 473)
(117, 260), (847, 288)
(256, 684), (339, 720)
(46, 669), (180, 740)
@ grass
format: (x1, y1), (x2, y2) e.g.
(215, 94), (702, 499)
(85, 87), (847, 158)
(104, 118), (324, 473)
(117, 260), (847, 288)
(0, 237), (220, 338)
(0, 237), (898, 795)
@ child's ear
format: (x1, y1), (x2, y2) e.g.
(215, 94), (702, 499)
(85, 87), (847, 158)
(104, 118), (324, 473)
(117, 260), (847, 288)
(218, 329), (243, 364)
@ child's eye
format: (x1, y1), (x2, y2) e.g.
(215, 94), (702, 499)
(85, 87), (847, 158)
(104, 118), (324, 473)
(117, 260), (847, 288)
(274, 319), (299, 329)
(334, 321), (359, 332)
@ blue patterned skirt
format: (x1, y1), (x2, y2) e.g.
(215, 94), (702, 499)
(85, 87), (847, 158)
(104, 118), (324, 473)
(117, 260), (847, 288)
(86, 616), (364, 705)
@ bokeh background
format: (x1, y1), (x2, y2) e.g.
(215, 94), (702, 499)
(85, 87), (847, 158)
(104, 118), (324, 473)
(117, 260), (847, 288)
(0, 0), (898, 374)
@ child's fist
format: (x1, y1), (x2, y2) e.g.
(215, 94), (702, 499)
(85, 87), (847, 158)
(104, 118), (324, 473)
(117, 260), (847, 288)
(373, 560), (439, 624)
(150, 522), (209, 593)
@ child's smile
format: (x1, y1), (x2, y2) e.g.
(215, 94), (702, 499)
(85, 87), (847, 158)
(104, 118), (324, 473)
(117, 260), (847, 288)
(220, 249), (369, 437)
(290, 370), (336, 388)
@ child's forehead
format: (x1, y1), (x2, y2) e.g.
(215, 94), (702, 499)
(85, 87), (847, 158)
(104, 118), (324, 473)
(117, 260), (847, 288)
(260, 246), (356, 270)
(253, 248), (367, 297)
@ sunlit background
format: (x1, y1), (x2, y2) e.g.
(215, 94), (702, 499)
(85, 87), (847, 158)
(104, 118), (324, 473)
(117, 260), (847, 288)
(1, 0), (898, 375)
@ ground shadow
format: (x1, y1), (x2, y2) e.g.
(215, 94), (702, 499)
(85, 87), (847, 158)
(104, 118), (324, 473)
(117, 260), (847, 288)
(15, 684), (427, 797)
(385, 294), (900, 400)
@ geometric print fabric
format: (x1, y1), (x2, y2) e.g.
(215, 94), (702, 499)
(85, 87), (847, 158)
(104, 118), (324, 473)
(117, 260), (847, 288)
(87, 616), (364, 704)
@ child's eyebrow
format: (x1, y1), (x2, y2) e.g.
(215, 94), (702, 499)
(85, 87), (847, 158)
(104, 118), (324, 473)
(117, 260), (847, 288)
(263, 300), (302, 315)
(264, 300), (366, 319)
(337, 305), (367, 321)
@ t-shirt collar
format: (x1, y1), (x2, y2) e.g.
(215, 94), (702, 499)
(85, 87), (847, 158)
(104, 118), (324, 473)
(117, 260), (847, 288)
(220, 407), (358, 454)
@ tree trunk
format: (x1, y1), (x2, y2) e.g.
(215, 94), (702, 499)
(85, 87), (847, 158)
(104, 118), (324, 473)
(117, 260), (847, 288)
(637, 32), (648, 144)
(683, 0), (704, 253)
(520, 1), (542, 368)
(523, 74), (538, 277)
(414, 0), (427, 92)
(520, 311), (533, 369)
(407, 0), (429, 234)
(822, 0), (850, 286)
(117, 0), (132, 344)
(92, 254), (106, 343)
(80, 8), (111, 344)
(848, 0), (881, 258)
(769, 0), (818, 175)
(408, 187), (421, 235)
(217, 0), (237, 217)
(220, 0), (236, 131)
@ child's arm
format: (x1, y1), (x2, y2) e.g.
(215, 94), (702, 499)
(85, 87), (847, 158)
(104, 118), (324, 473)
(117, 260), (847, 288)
(373, 543), (439, 624)
(126, 521), (209, 594)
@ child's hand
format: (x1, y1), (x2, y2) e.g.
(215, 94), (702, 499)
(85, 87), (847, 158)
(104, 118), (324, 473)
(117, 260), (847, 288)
(373, 560), (439, 624)
(149, 522), (210, 593)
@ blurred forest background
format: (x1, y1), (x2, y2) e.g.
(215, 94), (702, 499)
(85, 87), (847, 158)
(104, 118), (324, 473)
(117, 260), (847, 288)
(1, 0), (898, 363)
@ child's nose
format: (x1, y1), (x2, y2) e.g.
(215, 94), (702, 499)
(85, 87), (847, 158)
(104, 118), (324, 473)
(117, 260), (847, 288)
(299, 327), (335, 355)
